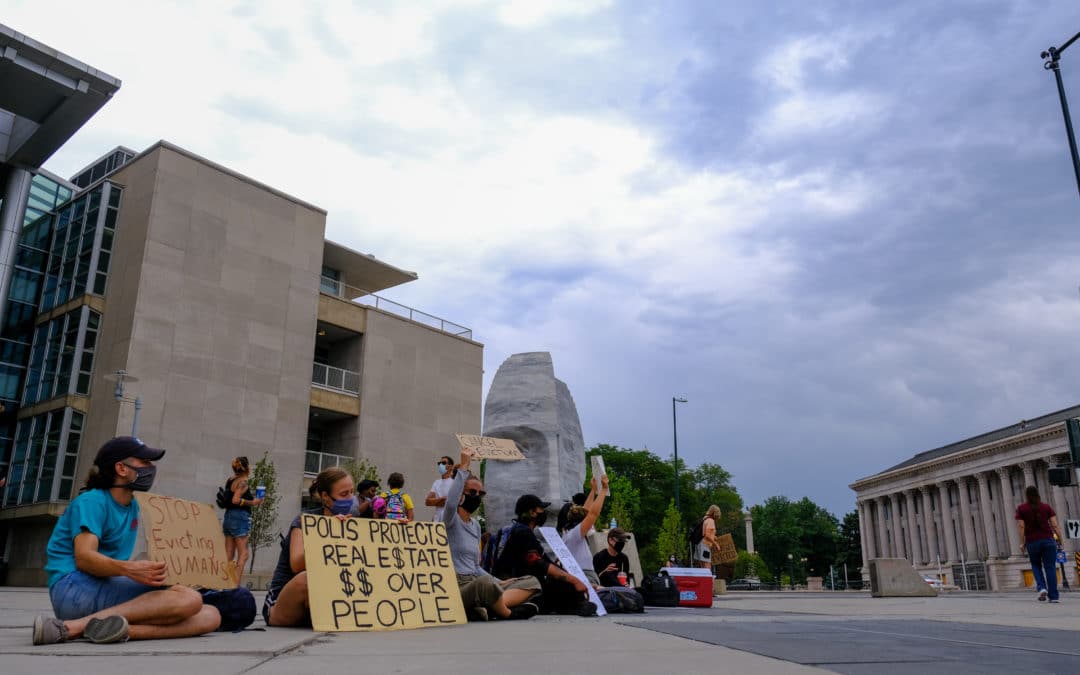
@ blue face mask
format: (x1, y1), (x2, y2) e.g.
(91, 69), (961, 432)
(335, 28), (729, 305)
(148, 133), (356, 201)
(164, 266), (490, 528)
(329, 497), (354, 516)
(437, 463), (447, 474)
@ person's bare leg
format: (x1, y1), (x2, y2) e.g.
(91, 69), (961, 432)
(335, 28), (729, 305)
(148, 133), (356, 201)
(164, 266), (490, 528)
(235, 537), (250, 582)
(501, 588), (536, 609)
(127, 605), (220, 640)
(267, 572), (310, 627)
(63, 586), (203, 637)
(491, 596), (511, 618)
(225, 536), (236, 565)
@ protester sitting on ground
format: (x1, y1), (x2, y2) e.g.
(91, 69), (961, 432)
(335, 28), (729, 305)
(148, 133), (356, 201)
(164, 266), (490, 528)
(352, 479), (379, 518)
(555, 491), (588, 535)
(33, 436), (221, 645)
(1015, 485), (1064, 603)
(693, 505), (721, 570)
(441, 447), (540, 621)
(491, 494), (595, 616)
(223, 456), (263, 582)
(379, 472), (414, 521)
(593, 528), (632, 587)
(426, 455), (455, 521)
(562, 475), (608, 586)
(264, 467), (355, 626)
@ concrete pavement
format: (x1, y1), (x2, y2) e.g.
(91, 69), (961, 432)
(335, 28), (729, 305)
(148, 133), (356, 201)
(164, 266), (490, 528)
(2, 588), (1079, 674)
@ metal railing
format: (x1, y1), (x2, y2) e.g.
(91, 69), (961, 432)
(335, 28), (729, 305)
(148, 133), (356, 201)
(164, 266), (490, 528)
(320, 275), (473, 340)
(312, 362), (360, 395)
(304, 449), (353, 476)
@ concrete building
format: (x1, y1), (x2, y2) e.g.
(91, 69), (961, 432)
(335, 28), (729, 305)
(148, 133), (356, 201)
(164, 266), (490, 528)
(0, 25), (483, 585)
(850, 406), (1080, 591)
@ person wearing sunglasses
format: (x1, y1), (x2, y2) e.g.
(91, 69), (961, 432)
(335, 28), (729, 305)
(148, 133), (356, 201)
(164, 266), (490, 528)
(441, 447), (540, 621)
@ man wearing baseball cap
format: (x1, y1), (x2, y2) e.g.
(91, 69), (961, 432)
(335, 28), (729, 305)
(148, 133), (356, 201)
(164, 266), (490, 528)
(32, 436), (221, 645)
(490, 493), (596, 616)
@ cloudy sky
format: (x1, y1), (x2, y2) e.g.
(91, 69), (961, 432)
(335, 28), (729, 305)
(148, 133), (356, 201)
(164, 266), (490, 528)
(9, 1), (1080, 517)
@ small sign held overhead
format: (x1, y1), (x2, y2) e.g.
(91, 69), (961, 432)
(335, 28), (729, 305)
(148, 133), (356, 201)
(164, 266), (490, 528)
(591, 455), (607, 484)
(455, 434), (525, 461)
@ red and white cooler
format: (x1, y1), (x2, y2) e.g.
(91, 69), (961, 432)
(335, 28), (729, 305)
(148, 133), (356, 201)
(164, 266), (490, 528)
(665, 567), (714, 608)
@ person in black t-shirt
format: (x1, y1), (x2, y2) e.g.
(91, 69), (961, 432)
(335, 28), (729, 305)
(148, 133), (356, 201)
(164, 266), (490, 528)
(593, 528), (631, 587)
(222, 457), (263, 582)
(491, 494), (595, 616)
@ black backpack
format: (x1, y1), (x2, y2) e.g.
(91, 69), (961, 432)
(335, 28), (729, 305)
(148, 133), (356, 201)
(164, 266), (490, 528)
(198, 587), (256, 631)
(597, 586), (645, 613)
(641, 572), (680, 607)
(215, 485), (231, 509)
(689, 517), (706, 547)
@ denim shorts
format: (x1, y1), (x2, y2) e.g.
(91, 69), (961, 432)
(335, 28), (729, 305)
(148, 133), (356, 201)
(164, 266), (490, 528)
(49, 570), (156, 620)
(223, 509), (252, 537)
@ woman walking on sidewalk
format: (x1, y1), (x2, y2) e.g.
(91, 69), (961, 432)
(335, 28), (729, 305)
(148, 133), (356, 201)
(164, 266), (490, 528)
(1015, 486), (1065, 603)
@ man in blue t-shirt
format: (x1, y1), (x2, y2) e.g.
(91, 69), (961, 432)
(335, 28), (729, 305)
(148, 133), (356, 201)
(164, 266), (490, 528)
(32, 436), (221, 645)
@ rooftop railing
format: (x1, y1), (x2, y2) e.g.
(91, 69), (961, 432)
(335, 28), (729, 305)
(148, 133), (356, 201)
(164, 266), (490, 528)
(312, 362), (360, 395)
(320, 275), (473, 340)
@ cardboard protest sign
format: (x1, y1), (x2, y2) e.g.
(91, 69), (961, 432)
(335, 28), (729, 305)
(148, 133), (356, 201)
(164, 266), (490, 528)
(455, 434), (524, 461)
(590, 456), (607, 484)
(134, 493), (238, 589)
(301, 515), (467, 632)
(712, 533), (738, 564)
(538, 527), (607, 617)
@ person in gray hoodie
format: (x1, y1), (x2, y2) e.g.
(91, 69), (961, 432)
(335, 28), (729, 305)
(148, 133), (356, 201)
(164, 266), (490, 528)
(441, 447), (540, 621)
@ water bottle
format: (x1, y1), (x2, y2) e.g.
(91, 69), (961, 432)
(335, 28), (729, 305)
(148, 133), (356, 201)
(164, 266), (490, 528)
(609, 518), (617, 529)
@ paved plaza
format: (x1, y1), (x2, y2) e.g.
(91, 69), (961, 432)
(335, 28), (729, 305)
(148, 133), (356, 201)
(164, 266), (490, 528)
(2, 589), (1079, 674)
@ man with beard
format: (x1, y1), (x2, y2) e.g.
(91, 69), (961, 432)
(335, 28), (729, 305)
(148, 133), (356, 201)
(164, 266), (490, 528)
(491, 492), (596, 616)
(441, 448), (539, 621)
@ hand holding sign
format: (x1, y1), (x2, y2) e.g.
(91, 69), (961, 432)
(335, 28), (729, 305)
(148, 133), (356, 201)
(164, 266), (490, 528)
(134, 493), (238, 589)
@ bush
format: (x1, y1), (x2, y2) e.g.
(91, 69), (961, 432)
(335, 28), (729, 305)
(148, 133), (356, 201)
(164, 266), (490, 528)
(248, 452), (280, 573)
(733, 551), (773, 582)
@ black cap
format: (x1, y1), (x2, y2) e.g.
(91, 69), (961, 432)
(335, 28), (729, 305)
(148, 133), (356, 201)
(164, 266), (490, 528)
(94, 436), (165, 469)
(515, 494), (551, 515)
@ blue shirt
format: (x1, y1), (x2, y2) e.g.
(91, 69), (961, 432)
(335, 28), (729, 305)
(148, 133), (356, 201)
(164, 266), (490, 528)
(45, 489), (140, 588)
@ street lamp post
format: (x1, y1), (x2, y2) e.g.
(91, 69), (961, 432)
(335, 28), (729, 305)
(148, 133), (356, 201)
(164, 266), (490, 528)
(672, 397), (687, 513)
(787, 553), (794, 591)
(105, 370), (142, 436)
(1042, 32), (1080, 199)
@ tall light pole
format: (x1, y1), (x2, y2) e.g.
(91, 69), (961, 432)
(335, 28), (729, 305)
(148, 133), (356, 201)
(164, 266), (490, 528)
(672, 396), (687, 513)
(1042, 32), (1080, 199)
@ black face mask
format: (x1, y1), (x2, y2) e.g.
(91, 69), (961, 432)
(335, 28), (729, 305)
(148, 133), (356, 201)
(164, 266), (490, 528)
(612, 539), (626, 553)
(533, 511), (548, 527)
(461, 494), (482, 513)
(118, 464), (156, 492)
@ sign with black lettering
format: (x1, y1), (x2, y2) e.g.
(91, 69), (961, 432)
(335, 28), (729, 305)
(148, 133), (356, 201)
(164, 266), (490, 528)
(538, 526), (606, 617)
(134, 493), (238, 589)
(455, 434), (525, 461)
(1067, 519), (1080, 540)
(301, 515), (466, 631)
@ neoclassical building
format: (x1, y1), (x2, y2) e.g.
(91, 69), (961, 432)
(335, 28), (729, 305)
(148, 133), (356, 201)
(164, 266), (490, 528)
(850, 406), (1080, 591)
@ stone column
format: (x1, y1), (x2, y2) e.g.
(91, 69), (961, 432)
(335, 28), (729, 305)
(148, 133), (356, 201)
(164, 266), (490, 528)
(995, 467), (1016, 557)
(921, 487), (939, 564)
(744, 512), (755, 555)
(957, 477), (977, 559)
(937, 481), (958, 563)
(874, 497), (889, 557)
(975, 473), (1000, 558)
(857, 502), (871, 564)
(887, 493), (903, 558)
(904, 488), (923, 565)
(1020, 461), (1036, 490)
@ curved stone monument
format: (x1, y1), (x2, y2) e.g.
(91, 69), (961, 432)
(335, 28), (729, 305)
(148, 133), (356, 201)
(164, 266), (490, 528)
(482, 352), (586, 531)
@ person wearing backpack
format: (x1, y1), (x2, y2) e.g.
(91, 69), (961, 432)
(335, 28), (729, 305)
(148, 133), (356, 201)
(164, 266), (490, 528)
(690, 505), (721, 570)
(378, 472), (414, 521)
(221, 457), (263, 583)
(441, 447), (540, 621)
(1015, 485), (1064, 603)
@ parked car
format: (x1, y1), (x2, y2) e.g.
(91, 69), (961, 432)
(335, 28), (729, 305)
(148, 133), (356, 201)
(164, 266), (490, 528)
(728, 578), (763, 591)
(923, 576), (944, 589)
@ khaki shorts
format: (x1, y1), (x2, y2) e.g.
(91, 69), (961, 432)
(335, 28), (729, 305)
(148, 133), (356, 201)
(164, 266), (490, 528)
(456, 574), (540, 609)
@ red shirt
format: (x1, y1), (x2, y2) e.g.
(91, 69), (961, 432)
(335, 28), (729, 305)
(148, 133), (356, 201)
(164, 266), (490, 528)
(1015, 502), (1056, 543)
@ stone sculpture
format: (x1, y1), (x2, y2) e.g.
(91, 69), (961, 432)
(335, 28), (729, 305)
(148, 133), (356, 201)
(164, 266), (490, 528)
(482, 352), (586, 531)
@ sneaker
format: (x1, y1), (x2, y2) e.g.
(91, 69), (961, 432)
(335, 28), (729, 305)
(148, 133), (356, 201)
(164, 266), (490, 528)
(466, 607), (489, 622)
(1038, 589), (1048, 602)
(83, 616), (129, 644)
(1050, 599), (1061, 604)
(575, 600), (598, 617)
(505, 602), (539, 621)
(32, 616), (69, 645)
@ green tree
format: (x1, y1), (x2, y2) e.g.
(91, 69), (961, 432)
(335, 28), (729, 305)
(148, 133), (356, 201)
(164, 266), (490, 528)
(751, 495), (840, 582)
(650, 499), (683, 570)
(733, 550), (773, 582)
(247, 452), (281, 573)
(342, 456), (380, 486)
(605, 474), (639, 531)
(836, 509), (862, 570)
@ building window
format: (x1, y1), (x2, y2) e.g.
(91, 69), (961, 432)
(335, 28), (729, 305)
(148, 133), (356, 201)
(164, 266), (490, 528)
(40, 183), (121, 312)
(320, 266), (342, 296)
(1, 407), (83, 506)
(22, 307), (100, 406)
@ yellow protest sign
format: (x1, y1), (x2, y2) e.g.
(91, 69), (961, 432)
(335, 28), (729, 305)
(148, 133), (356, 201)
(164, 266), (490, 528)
(134, 493), (238, 589)
(713, 533), (738, 565)
(301, 515), (467, 632)
(455, 434), (524, 461)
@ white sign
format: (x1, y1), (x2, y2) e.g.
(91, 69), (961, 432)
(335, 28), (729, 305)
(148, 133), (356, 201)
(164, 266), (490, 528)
(1067, 519), (1080, 540)
(591, 456), (607, 485)
(537, 527), (607, 617)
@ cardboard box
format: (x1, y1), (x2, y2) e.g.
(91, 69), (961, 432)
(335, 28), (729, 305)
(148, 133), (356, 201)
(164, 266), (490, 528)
(666, 567), (714, 608)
